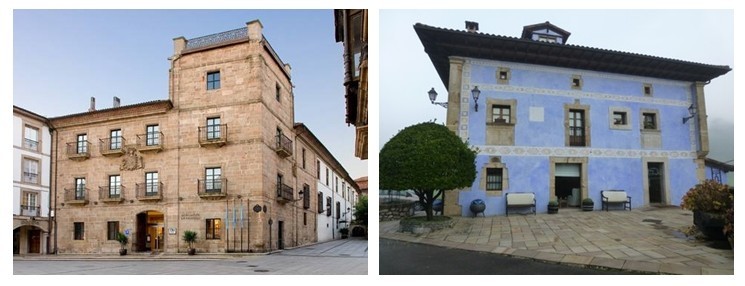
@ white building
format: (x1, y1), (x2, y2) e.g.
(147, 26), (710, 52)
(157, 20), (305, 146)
(311, 139), (359, 242)
(13, 106), (52, 255)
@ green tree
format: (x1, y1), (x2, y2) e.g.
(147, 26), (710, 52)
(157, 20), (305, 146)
(354, 195), (368, 226)
(380, 122), (477, 220)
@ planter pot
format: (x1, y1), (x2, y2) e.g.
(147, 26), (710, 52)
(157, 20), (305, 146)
(548, 206), (559, 214)
(693, 211), (726, 240)
(470, 199), (486, 217)
(119, 249), (127, 256)
(188, 248), (196, 255)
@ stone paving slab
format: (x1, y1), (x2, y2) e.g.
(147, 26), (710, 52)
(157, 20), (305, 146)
(380, 207), (734, 275)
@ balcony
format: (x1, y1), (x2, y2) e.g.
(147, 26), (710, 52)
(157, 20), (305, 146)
(275, 133), (293, 158)
(198, 178), (227, 199)
(63, 186), (89, 205)
(198, 124), (228, 147)
(136, 132), (164, 153)
(23, 138), (39, 150)
(66, 142), (91, 161)
(20, 205), (41, 217)
(136, 182), (163, 201)
(99, 137), (126, 156)
(22, 172), (39, 184)
(276, 183), (294, 203)
(99, 186), (125, 203)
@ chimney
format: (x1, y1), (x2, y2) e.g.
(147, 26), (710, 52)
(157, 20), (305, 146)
(89, 97), (96, 112)
(247, 20), (263, 41)
(113, 96), (121, 108)
(465, 21), (479, 32)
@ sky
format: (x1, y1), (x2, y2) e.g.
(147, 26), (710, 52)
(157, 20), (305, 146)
(380, 10), (735, 166)
(11, 9), (368, 181)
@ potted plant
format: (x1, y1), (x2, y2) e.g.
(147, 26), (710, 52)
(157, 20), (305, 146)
(182, 230), (197, 255)
(340, 228), (349, 239)
(116, 232), (128, 255)
(681, 180), (732, 240)
(581, 198), (594, 211)
(548, 200), (559, 214)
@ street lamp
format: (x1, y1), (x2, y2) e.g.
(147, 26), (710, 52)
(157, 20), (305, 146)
(682, 104), (696, 124)
(428, 88), (448, 108)
(471, 86), (481, 112)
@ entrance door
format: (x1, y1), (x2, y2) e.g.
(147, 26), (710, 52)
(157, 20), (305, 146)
(136, 213), (148, 251)
(648, 163), (664, 204)
(555, 163), (581, 207)
(28, 229), (41, 254)
(277, 221), (284, 250)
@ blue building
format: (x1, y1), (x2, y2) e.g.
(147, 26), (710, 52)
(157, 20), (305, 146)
(415, 21), (731, 216)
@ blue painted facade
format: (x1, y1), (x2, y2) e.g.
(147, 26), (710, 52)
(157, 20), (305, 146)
(455, 59), (703, 216)
(416, 22), (730, 217)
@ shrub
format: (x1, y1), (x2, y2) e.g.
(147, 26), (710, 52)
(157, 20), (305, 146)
(681, 180), (732, 214)
(548, 200), (559, 206)
(723, 192), (734, 237)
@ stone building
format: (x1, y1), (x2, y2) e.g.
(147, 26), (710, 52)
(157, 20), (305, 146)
(48, 20), (354, 254)
(335, 9), (368, 160)
(13, 106), (52, 255)
(415, 21), (731, 216)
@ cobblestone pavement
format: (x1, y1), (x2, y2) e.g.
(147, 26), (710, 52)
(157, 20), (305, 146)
(380, 207), (733, 275)
(13, 238), (368, 275)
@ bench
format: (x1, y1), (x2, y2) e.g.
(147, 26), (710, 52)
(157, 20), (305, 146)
(601, 190), (631, 211)
(505, 192), (536, 216)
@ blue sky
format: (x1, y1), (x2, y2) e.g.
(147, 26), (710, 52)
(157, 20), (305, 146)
(12, 9), (368, 180)
(380, 9), (735, 165)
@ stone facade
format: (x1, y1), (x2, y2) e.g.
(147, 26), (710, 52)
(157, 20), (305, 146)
(49, 20), (355, 254)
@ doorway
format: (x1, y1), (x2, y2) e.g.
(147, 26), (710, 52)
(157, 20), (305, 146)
(277, 221), (284, 250)
(136, 210), (164, 252)
(28, 229), (41, 254)
(648, 162), (664, 204)
(555, 163), (581, 207)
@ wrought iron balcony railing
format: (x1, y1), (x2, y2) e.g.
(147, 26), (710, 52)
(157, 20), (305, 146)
(275, 133), (293, 157)
(198, 178), (227, 198)
(136, 132), (164, 152)
(22, 172), (39, 184)
(198, 124), (228, 147)
(66, 141), (91, 160)
(23, 138), (39, 150)
(277, 183), (294, 202)
(99, 186), (125, 203)
(99, 137), (126, 156)
(136, 182), (163, 201)
(63, 185), (89, 205)
(20, 204), (41, 217)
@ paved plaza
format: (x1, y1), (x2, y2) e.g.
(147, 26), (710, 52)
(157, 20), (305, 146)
(13, 238), (368, 275)
(380, 206), (733, 275)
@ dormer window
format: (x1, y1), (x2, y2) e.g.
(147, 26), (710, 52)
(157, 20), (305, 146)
(538, 35), (557, 43)
(521, 21), (571, 45)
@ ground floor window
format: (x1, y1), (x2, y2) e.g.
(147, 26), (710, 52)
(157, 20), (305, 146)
(486, 168), (503, 191)
(206, 218), (222, 240)
(107, 221), (119, 240)
(74, 222), (84, 240)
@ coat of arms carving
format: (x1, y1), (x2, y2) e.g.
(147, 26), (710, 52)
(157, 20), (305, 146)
(120, 147), (144, 171)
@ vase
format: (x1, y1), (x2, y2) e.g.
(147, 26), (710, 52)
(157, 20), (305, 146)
(693, 211), (726, 240)
(470, 199), (486, 217)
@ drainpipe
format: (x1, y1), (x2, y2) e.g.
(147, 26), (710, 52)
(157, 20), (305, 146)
(49, 122), (58, 255)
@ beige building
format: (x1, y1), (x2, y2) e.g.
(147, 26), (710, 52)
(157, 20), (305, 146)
(49, 20), (348, 254)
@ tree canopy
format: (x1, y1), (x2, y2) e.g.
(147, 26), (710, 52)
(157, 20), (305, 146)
(380, 122), (476, 220)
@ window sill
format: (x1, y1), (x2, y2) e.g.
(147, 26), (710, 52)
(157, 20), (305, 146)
(486, 122), (514, 127)
(486, 190), (503, 197)
(641, 129), (661, 133)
